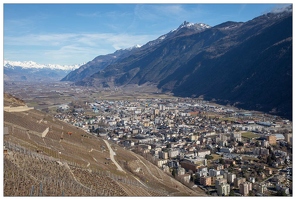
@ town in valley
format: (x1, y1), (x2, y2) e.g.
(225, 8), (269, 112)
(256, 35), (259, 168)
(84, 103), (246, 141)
(4, 81), (293, 196)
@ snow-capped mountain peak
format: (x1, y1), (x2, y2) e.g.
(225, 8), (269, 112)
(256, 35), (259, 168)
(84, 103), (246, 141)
(176, 21), (211, 31)
(115, 21), (211, 52)
(4, 60), (81, 71)
(177, 21), (195, 29)
(143, 21), (211, 48)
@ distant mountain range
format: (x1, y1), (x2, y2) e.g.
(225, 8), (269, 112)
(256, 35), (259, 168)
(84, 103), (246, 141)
(61, 47), (141, 82)
(4, 60), (81, 82)
(61, 7), (292, 120)
(61, 21), (211, 83)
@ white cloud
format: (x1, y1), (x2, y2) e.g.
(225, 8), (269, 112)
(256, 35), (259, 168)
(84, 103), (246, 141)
(154, 4), (187, 16)
(4, 19), (33, 30)
(4, 32), (158, 65)
(134, 4), (200, 22)
(5, 32), (155, 48)
(134, 5), (181, 21)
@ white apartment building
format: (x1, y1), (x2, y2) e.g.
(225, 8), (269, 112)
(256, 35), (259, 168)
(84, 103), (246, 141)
(217, 183), (230, 196)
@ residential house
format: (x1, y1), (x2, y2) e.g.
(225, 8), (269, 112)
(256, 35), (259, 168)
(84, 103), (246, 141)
(200, 176), (212, 186)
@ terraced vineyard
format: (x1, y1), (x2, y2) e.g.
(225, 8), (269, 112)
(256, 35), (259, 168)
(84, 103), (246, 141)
(4, 111), (48, 134)
(3, 95), (206, 196)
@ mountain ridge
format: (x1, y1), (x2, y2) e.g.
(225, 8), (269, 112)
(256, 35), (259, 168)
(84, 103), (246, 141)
(61, 21), (211, 82)
(67, 9), (291, 120)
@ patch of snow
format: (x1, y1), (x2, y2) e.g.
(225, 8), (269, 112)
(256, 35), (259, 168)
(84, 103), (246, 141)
(4, 60), (82, 71)
(125, 44), (142, 51)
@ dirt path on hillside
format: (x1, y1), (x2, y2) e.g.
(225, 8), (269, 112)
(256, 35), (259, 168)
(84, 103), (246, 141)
(131, 151), (163, 181)
(103, 139), (125, 173)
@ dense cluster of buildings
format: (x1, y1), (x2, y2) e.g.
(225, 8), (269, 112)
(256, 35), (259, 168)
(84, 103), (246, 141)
(54, 97), (292, 196)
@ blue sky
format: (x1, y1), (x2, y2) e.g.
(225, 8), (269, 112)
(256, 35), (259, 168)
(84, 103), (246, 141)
(3, 2), (292, 65)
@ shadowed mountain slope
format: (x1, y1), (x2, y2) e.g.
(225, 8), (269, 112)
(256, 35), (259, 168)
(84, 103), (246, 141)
(63, 9), (292, 120)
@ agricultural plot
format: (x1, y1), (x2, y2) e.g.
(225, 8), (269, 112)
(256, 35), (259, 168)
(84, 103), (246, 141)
(241, 131), (258, 139)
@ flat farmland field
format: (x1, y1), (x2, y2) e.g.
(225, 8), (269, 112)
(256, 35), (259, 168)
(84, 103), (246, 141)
(241, 131), (258, 139)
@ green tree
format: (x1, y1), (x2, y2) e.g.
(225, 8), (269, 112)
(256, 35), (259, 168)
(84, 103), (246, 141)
(229, 189), (235, 196)
(271, 152), (276, 161)
(238, 141), (244, 146)
(190, 174), (197, 183)
(267, 155), (272, 166)
(172, 169), (176, 177)
(255, 141), (260, 147)
(256, 167), (263, 175)
(275, 190), (287, 196)
(248, 190), (254, 196)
